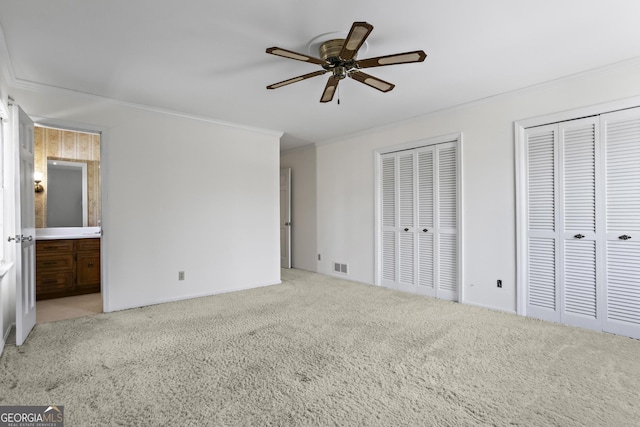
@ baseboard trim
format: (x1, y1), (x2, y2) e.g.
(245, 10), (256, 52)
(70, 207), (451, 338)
(107, 280), (282, 313)
(463, 300), (517, 315)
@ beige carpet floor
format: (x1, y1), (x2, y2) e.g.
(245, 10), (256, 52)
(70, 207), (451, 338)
(1, 269), (639, 426)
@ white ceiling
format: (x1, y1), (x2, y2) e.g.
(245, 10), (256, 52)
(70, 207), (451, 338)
(1, 0), (640, 150)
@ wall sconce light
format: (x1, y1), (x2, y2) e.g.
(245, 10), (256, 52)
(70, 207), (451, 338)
(34, 171), (44, 193)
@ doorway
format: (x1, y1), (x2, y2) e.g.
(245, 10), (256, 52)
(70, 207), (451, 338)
(33, 125), (103, 323)
(280, 168), (292, 268)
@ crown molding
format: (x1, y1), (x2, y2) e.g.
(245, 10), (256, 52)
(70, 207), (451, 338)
(10, 77), (284, 138)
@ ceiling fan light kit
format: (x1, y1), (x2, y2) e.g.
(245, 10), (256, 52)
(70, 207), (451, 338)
(266, 21), (427, 103)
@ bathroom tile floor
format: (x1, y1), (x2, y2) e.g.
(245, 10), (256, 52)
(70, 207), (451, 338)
(37, 293), (102, 323)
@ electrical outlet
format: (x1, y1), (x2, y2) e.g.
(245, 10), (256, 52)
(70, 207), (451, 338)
(497, 279), (502, 288)
(178, 271), (185, 281)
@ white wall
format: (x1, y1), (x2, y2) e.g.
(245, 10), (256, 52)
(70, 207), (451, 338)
(280, 144), (317, 272)
(106, 112), (281, 310)
(10, 84), (282, 312)
(316, 59), (640, 313)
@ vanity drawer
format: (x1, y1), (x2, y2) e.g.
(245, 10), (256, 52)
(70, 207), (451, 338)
(36, 254), (75, 271)
(76, 238), (100, 252)
(37, 239), (75, 253)
(36, 271), (75, 294)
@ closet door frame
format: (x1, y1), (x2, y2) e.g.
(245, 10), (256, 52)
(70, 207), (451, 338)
(374, 132), (463, 302)
(515, 95), (640, 316)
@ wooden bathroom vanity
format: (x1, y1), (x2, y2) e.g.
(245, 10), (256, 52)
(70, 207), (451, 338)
(35, 238), (101, 300)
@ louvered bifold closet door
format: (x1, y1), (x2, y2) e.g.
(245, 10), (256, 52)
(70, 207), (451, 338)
(397, 152), (416, 290)
(416, 147), (435, 294)
(381, 155), (397, 285)
(525, 124), (560, 322)
(380, 140), (459, 300)
(435, 142), (458, 300)
(602, 108), (640, 339)
(559, 117), (601, 330)
(380, 151), (418, 292)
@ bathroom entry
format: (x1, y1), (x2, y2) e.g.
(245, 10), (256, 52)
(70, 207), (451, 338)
(34, 125), (103, 322)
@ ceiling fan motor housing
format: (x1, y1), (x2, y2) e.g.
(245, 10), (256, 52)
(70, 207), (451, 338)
(319, 39), (349, 61)
(319, 39), (355, 79)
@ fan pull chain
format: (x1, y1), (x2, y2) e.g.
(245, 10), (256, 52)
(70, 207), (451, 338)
(337, 84), (341, 105)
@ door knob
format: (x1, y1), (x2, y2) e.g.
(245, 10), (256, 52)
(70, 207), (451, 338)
(619, 234), (632, 240)
(404, 228), (409, 232)
(423, 228), (428, 232)
(574, 234), (585, 239)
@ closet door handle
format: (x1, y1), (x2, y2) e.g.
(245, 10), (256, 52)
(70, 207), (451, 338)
(619, 234), (632, 240)
(404, 228), (409, 232)
(574, 234), (585, 239)
(423, 229), (428, 232)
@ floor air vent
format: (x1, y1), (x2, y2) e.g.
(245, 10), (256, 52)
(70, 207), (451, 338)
(333, 262), (348, 275)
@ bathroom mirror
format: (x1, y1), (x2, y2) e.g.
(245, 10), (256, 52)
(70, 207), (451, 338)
(36, 157), (101, 229)
(46, 159), (88, 227)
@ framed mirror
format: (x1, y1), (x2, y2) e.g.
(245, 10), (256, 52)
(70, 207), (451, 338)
(46, 159), (88, 227)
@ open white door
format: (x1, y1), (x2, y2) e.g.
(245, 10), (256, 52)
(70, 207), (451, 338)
(12, 105), (36, 346)
(280, 168), (291, 268)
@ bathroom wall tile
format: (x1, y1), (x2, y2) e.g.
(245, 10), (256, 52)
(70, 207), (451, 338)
(78, 132), (91, 159)
(45, 128), (61, 157)
(91, 135), (101, 161)
(62, 130), (77, 158)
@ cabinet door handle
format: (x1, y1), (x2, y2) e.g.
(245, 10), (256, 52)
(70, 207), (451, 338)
(619, 234), (632, 240)
(574, 234), (585, 239)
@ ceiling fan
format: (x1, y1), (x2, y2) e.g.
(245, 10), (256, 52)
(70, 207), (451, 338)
(266, 21), (427, 103)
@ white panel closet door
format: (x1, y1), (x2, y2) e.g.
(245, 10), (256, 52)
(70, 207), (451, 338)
(435, 143), (458, 300)
(559, 117), (601, 330)
(398, 152), (416, 290)
(602, 108), (640, 339)
(525, 124), (560, 322)
(381, 156), (397, 284)
(417, 148), (435, 292)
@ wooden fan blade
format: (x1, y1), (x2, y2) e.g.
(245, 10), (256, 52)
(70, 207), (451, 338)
(267, 70), (328, 89)
(320, 76), (340, 103)
(349, 71), (395, 93)
(339, 21), (374, 61)
(356, 50), (427, 69)
(266, 47), (326, 65)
